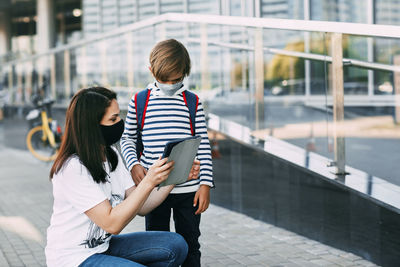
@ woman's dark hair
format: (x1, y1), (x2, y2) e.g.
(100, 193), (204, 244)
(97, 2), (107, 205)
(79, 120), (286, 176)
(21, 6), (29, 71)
(50, 87), (118, 183)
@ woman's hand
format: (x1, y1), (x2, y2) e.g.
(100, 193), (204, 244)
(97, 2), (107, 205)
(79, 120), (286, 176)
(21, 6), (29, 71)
(188, 159), (200, 181)
(144, 157), (174, 187)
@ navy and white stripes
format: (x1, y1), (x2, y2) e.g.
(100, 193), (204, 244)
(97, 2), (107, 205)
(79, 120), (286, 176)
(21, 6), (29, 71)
(120, 86), (213, 194)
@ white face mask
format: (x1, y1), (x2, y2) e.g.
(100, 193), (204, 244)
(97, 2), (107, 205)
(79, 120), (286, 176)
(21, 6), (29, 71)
(155, 80), (184, 96)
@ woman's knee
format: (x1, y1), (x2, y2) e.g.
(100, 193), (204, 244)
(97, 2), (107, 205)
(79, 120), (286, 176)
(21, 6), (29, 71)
(166, 232), (188, 264)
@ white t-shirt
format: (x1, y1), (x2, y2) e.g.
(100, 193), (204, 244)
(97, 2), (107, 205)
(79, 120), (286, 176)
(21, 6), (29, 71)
(45, 150), (134, 267)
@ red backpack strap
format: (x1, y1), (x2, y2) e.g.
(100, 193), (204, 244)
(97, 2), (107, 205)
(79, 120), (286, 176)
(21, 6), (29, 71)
(182, 90), (199, 136)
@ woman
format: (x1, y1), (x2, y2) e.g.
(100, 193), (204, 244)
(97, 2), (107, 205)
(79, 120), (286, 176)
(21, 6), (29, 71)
(45, 87), (195, 267)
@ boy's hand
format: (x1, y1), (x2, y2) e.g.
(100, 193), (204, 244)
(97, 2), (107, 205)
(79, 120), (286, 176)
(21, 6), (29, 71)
(188, 159), (200, 180)
(193, 185), (210, 215)
(131, 164), (147, 185)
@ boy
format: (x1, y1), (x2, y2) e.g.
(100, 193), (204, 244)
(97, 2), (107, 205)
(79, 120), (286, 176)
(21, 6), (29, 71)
(120, 39), (214, 267)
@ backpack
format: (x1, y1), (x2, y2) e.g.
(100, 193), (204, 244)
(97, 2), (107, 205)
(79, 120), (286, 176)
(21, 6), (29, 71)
(134, 88), (199, 160)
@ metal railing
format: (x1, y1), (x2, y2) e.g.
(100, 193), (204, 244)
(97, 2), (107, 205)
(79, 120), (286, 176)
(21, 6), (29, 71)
(1, 12), (400, 177)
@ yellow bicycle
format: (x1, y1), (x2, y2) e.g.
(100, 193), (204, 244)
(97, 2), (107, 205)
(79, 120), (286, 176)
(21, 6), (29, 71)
(26, 97), (62, 161)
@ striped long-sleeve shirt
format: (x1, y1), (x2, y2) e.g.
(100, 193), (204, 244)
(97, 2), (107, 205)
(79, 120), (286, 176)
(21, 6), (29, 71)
(120, 83), (214, 194)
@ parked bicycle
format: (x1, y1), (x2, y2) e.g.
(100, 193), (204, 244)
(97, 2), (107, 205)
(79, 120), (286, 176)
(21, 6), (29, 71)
(25, 93), (63, 161)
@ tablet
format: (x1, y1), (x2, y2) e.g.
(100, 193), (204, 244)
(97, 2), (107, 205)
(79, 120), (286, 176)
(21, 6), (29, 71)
(158, 136), (201, 188)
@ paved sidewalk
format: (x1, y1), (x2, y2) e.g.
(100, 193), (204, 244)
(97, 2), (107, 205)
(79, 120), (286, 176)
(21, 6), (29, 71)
(0, 142), (378, 266)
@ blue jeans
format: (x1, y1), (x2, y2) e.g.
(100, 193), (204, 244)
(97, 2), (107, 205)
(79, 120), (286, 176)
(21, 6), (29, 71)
(79, 231), (188, 267)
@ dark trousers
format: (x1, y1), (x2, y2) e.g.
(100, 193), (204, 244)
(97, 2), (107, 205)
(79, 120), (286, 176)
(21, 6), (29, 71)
(145, 192), (201, 267)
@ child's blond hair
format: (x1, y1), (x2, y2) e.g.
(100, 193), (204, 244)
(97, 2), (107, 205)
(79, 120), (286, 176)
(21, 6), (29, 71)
(149, 39), (191, 82)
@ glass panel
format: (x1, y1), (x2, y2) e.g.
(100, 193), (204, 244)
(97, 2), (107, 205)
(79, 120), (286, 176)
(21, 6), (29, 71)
(105, 36), (126, 87)
(264, 28), (306, 97)
(262, 33), (333, 163)
(375, 37), (400, 94)
(84, 43), (102, 88)
(343, 66), (399, 185)
(309, 32), (329, 95)
(343, 35), (368, 95)
(375, 1), (400, 26)
(261, 0), (304, 19)
(310, 0), (367, 23)
(336, 34), (400, 185)
(188, 0), (219, 15)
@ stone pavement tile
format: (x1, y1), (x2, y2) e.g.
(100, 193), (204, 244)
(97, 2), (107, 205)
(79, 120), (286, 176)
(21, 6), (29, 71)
(324, 254), (350, 264)
(216, 258), (242, 265)
(277, 250), (307, 260)
(0, 250), (10, 267)
(289, 257), (320, 266)
(204, 251), (227, 260)
(310, 258), (339, 266)
(225, 253), (263, 266)
(327, 247), (347, 256)
(300, 253), (323, 261)
(3, 250), (19, 260)
(342, 252), (366, 261)
(294, 243), (316, 251)
(33, 252), (46, 263)
(27, 244), (46, 253)
(248, 253), (289, 266)
(5, 258), (24, 267)
(19, 253), (40, 266)
(335, 260), (367, 267)
(201, 259), (216, 265)
(306, 247), (331, 256)
(203, 263), (226, 267)
(0, 247), (14, 256)
(278, 262), (303, 267)
(352, 259), (378, 266)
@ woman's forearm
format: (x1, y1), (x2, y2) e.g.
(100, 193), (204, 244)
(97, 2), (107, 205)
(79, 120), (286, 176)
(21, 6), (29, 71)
(107, 180), (155, 234)
(138, 185), (174, 215)
(107, 184), (173, 233)
(91, 159), (174, 234)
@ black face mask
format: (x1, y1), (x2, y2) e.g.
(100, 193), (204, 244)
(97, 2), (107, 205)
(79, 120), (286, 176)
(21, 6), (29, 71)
(100, 119), (124, 146)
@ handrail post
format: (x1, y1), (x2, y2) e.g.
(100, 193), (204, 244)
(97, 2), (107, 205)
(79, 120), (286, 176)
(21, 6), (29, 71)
(126, 32), (134, 88)
(331, 33), (346, 176)
(254, 27), (264, 130)
(64, 50), (71, 99)
(16, 65), (22, 104)
(26, 61), (33, 103)
(50, 53), (56, 99)
(304, 0), (311, 98)
(37, 57), (47, 94)
(200, 23), (210, 90)
(394, 55), (400, 124)
(8, 66), (13, 104)
(159, 22), (166, 41)
(367, 0), (375, 97)
(240, 0), (247, 92)
(80, 47), (88, 89)
(100, 41), (108, 86)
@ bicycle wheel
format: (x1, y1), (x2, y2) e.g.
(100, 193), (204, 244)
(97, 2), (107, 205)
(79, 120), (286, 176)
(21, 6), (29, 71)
(26, 125), (58, 161)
